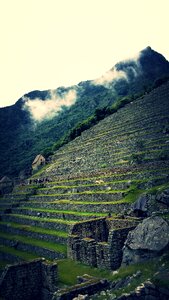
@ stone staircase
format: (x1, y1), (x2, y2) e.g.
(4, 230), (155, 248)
(0, 81), (169, 268)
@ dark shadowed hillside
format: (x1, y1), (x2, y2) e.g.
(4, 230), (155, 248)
(0, 47), (169, 178)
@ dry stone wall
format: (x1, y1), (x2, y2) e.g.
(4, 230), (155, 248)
(0, 259), (58, 300)
(68, 218), (138, 270)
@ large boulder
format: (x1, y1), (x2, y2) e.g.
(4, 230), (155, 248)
(122, 216), (169, 265)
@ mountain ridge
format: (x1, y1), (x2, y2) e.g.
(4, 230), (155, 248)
(1, 47), (169, 178)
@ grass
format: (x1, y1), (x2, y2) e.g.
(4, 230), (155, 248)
(7, 213), (77, 225)
(0, 221), (68, 238)
(29, 166), (169, 186)
(38, 181), (130, 190)
(17, 207), (108, 217)
(122, 184), (144, 204)
(50, 123), (160, 157)
(57, 252), (169, 295)
(57, 259), (111, 286)
(49, 199), (129, 205)
(33, 189), (128, 197)
(0, 245), (39, 261)
(0, 232), (67, 254)
(113, 252), (169, 297)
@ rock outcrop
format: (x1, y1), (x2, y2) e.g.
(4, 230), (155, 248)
(132, 194), (148, 217)
(122, 216), (169, 265)
(156, 189), (169, 206)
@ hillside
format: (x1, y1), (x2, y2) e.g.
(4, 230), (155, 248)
(37, 80), (169, 180)
(1, 79), (169, 300)
(1, 46), (169, 178)
(1, 79), (169, 299)
(1, 80), (169, 264)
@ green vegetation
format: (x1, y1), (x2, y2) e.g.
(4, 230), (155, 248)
(34, 167), (169, 184)
(113, 252), (169, 297)
(0, 232), (67, 254)
(17, 207), (108, 217)
(0, 245), (39, 261)
(57, 259), (111, 286)
(33, 189), (129, 196)
(51, 94), (141, 154)
(57, 251), (169, 291)
(7, 213), (76, 225)
(0, 221), (68, 238)
(1, 48), (168, 178)
(123, 184), (144, 203)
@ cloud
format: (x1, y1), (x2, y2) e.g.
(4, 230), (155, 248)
(23, 89), (77, 122)
(93, 51), (142, 86)
(93, 67), (127, 86)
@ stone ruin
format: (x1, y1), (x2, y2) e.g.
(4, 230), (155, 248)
(0, 258), (57, 300)
(68, 217), (139, 270)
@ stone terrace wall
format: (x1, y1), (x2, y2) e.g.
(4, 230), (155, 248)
(53, 277), (109, 300)
(68, 235), (98, 267)
(108, 226), (136, 270)
(69, 218), (109, 241)
(0, 259), (58, 300)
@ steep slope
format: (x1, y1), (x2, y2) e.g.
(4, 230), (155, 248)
(0, 80), (169, 267)
(38, 80), (169, 179)
(0, 47), (169, 178)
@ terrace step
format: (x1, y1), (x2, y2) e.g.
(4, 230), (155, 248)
(1, 214), (76, 232)
(28, 191), (125, 202)
(18, 199), (131, 214)
(0, 245), (39, 264)
(11, 207), (107, 220)
(0, 231), (66, 260)
(0, 222), (68, 244)
(36, 181), (131, 194)
(34, 166), (169, 186)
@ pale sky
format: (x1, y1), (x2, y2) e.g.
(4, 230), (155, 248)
(0, 0), (169, 107)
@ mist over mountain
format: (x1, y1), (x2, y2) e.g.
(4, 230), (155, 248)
(1, 47), (169, 178)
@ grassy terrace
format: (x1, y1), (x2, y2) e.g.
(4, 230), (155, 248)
(35, 166), (169, 184)
(52, 109), (168, 154)
(0, 232), (67, 254)
(34, 137), (167, 179)
(0, 245), (39, 261)
(22, 181), (169, 206)
(49, 125), (164, 157)
(14, 181), (169, 214)
(36, 199), (132, 205)
(52, 133), (169, 161)
(4, 214), (77, 225)
(0, 221), (68, 238)
(38, 182), (130, 190)
(55, 139), (169, 166)
(32, 189), (128, 196)
(14, 207), (108, 217)
(50, 147), (169, 172)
